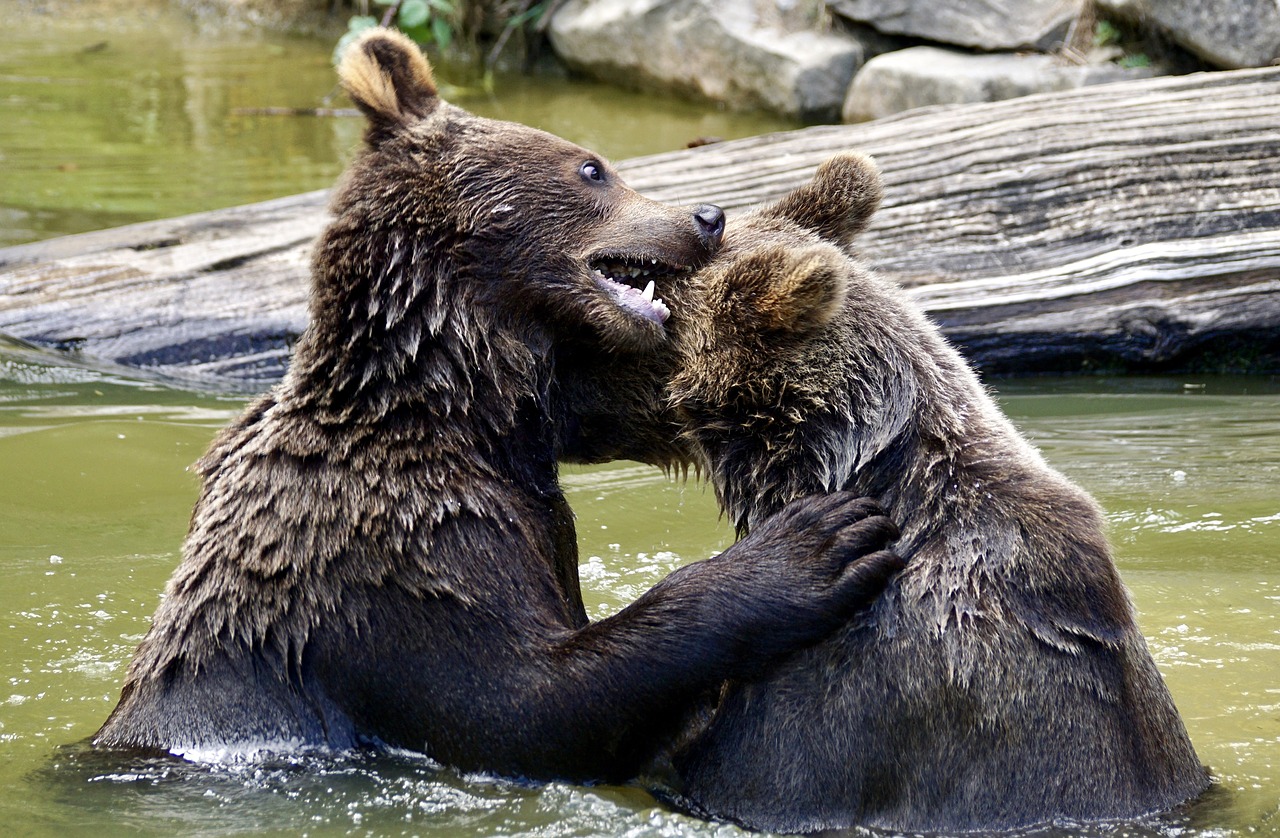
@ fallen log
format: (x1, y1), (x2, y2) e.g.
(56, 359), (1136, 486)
(2, 67), (1278, 389)
(0, 190), (324, 387)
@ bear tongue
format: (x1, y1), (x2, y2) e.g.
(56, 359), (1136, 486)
(593, 270), (671, 324)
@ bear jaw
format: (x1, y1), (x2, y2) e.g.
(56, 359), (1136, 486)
(588, 253), (692, 325)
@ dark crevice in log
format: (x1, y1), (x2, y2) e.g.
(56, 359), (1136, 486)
(114, 331), (299, 370)
(200, 237), (315, 274)
(129, 238), (183, 252)
(951, 327), (1280, 376)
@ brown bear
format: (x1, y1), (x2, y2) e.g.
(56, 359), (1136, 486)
(659, 153), (1210, 832)
(91, 32), (904, 782)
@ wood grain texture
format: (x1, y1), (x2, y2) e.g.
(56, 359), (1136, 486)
(3, 67), (1278, 387)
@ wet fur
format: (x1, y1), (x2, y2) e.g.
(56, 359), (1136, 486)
(665, 154), (1210, 832)
(93, 33), (903, 780)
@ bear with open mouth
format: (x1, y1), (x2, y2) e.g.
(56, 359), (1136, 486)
(91, 30), (903, 782)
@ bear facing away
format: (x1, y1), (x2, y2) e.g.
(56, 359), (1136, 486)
(662, 154), (1210, 832)
(93, 32), (905, 782)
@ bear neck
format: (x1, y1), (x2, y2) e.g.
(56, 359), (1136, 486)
(838, 342), (1022, 553)
(285, 218), (557, 476)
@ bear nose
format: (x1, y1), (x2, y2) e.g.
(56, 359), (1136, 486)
(694, 204), (725, 248)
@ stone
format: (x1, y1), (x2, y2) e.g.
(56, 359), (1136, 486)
(842, 46), (1154, 122)
(548, 0), (865, 121)
(827, 0), (1083, 51)
(1100, 0), (1280, 69)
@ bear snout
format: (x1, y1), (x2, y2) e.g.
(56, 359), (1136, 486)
(694, 204), (725, 249)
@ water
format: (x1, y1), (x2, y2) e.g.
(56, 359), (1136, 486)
(0, 2), (796, 248)
(1, 347), (1278, 837)
(2, 6), (1279, 837)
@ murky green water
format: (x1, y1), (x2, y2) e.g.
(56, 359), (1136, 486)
(0, 3), (796, 248)
(2, 344), (1278, 837)
(3, 6), (1279, 837)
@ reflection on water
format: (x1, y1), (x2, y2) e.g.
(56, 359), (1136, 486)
(1, 345), (1278, 837)
(0, 7), (359, 247)
(33, 745), (696, 837)
(0, 5), (796, 248)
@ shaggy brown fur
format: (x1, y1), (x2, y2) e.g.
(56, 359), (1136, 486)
(92, 32), (904, 781)
(661, 153), (1209, 832)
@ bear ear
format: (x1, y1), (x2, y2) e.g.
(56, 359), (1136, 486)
(729, 244), (848, 334)
(338, 28), (439, 141)
(767, 152), (883, 247)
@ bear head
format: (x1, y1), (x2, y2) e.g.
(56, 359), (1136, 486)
(296, 28), (726, 446)
(668, 153), (883, 406)
(337, 28), (726, 345)
(663, 153), (889, 528)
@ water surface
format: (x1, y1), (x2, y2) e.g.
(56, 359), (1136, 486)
(1, 344), (1278, 837)
(0, 4), (796, 248)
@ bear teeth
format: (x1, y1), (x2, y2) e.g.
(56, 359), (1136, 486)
(591, 256), (687, 286)
(588, 255), (686, 324)
(592, 269), (671, 324)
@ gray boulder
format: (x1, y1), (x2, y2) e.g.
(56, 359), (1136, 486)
(843, 46), (1154, 122)
(1101, 0), (1280, 69)
(827, 0), (1083, 51)
(548, 0), (864, 121)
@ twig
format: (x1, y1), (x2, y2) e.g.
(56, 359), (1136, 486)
(380, 1), (402, 28)
(1061, 0), (1098, 64)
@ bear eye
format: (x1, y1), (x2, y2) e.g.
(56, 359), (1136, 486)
(580, 161), (604, 183)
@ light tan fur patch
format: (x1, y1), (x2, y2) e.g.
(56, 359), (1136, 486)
(339, 28), (436, 122)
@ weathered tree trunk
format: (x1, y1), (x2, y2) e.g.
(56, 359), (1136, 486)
(2, 67), (1278, 389)
(0, 190), (324, 387)
(625, 67), (1280, 374)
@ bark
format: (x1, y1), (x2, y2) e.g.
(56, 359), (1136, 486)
(2, 67), (1278, 388)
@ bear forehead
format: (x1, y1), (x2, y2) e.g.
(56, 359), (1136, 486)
(407, 105), (599, 168)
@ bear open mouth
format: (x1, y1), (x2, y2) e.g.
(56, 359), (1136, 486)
(590, 255), (687, 325)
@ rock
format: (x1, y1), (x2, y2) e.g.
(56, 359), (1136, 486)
(1100, 0), (1280, 69)
(827, 0), (1083, 51)
(843, 46), (1154, 122)
(548, 0), (864, 121)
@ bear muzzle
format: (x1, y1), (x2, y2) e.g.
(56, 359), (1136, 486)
(694, 204), (725, 249)
(589, 255), (689, 324)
